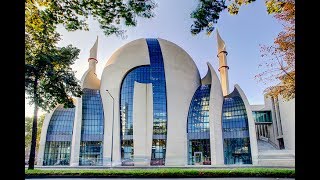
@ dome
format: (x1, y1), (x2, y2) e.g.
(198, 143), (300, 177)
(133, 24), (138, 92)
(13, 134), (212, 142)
(104, 38), (200, 79)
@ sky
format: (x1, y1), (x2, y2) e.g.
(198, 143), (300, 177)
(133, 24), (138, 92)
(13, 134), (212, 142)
(25, 0), (283, 117)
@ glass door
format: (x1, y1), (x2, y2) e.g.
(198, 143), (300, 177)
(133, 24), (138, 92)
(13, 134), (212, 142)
(194, 152), (203, 165)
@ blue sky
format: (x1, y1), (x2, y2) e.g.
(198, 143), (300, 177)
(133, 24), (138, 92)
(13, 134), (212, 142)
(25, 0), (283, 117)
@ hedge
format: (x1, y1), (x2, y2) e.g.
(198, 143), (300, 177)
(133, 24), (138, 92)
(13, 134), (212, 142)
(25, 168), (295, 178)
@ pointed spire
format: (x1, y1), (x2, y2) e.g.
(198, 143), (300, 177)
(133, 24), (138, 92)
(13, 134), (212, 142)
(216, 29), (226, 53)
(89, 36), (98, 60)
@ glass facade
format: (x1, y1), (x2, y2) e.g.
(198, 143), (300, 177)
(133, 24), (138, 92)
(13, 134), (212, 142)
(120, 38), (168, 166)
(252, 111), (272, 123)
(79, 88), (104, 166)
(222, 89), (252, 164)
(43, 107), (75, 166)
(187, 85), (211, 165)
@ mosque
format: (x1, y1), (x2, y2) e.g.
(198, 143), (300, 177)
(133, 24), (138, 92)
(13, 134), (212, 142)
(37, 30), (295, 167)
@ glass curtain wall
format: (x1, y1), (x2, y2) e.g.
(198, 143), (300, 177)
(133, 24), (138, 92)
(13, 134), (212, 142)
(43, 107), (75, 165)
(79, 88), (104, 166)
(120, 38), (168, 166)
(187, 85), (211, 165)
(222, 89), (252, 164)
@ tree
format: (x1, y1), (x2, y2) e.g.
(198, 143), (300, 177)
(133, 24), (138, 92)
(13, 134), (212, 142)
(26, 0), (156, 38)
(26, 0), (157, 170)
(190, 0), (295, 100)
(26, 3), (82, 168)
(256, 0), (295, 100)
(190, 0), (285, 35)
(25, 115), (45, 161)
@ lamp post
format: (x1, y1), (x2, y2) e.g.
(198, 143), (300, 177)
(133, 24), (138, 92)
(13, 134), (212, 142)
(106, 90), (114, 168)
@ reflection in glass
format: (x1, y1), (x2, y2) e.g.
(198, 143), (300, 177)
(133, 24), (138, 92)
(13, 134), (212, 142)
(119, 39), (168, 166)
(187, 85), (211, 165)
(222, 90), (252, 164)
(43, 107), (75, 166)
(79, 88), (104, 166)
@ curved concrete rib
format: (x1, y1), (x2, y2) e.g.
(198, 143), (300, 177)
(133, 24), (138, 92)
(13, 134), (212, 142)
(201, 64), (212, 85)
(70, 97), (82, 166)
(81, 69), (100, 90)
(206, 62), (224, 165)
(234, 84), (259, 165)
(100, 39), (150, 166)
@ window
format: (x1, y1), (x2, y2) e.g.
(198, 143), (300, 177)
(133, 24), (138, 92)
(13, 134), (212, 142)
(222, 89), (252, 164)
(44, 107), (75, 166)
(119, 39), (168, 166)
(187, 85), (211, 165)
(79, 88), (104, 166)
(252, 111), (272, 123)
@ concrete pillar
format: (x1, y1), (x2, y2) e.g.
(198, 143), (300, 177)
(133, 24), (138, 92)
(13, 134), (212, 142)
(70, 97), (82, 166)
(205, 63), (224, 165)
(132, 82), (153, 166)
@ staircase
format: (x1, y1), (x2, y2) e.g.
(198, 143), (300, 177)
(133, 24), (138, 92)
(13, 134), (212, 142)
(257, 140), (295, 167)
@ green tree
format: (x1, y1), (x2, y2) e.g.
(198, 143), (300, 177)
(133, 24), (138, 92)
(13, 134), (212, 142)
(190, 0), (285, 35)
(26, 0), (156, 38)
(26, 5), (82, 168)
(190, 0), (295, 100)
(26, 0), (157, 170)
(25, 115), (45, 160)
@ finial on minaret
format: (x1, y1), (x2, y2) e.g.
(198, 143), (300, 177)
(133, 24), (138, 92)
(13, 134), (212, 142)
(88, 36), (98, 73)
(216, 29), (230, 96)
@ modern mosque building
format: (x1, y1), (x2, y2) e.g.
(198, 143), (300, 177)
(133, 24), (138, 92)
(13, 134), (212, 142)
(37, 30), (295, 167)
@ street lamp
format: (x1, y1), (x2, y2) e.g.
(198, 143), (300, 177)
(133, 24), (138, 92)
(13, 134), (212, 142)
(106, 90), (114, 168)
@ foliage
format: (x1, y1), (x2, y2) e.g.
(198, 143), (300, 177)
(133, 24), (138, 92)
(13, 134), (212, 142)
(256, 0), (295, 100)
(26, 0), (156, 38)
(25, 115), (45, 150)
(25, 168), (295, 178)
(190, 0), (287, 35)
(191, 0), (226, 36)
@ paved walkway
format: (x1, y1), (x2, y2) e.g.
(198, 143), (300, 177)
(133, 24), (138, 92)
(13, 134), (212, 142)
(257, 140), (278, 152)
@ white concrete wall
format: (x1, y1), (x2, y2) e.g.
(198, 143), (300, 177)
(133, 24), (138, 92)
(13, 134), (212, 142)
(81, 62), (100, 90)
(278, 96), (295, 153)
(158, 38), (201, 166)
(206, 63), (224, 165)
(37, 105), (60, 166)
(100, 38), (150, 166)
(70, 97), (82, 166)
(133, 82), (153, 166)
(234, 84), (259, 165)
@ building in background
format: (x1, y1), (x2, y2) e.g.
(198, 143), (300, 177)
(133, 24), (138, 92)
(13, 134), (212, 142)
(37, 31), (294, 167)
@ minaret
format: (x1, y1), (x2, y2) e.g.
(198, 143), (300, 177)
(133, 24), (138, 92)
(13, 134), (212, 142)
(216, 29), (229, 96)
(88, 36), (98, 74)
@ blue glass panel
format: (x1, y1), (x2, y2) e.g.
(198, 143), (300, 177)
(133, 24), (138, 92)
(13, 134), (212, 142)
(119, 39), (168, 166)
(222, 92), (252, 164)
(187, 85), (211, 165)
(44, 106), (75, 166)
(79, 88), (104, 166)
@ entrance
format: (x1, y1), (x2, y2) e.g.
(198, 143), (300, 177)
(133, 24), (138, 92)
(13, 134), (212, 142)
(194, 152), (203, 165)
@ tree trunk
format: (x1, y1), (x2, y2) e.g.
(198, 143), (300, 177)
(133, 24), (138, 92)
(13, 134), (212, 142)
(28, 78), (38, 169)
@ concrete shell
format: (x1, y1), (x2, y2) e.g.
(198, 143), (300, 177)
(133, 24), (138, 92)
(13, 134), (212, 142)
(100, 38), (201, 166)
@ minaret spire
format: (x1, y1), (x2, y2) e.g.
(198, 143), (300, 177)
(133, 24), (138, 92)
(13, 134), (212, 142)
(216, 29), (229, 96)
(88, 36), (98, 73)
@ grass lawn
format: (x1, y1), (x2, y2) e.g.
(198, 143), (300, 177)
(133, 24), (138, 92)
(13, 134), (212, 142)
(25, 168), (295, 178)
